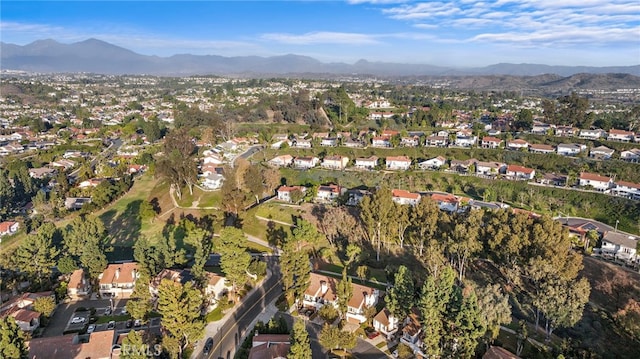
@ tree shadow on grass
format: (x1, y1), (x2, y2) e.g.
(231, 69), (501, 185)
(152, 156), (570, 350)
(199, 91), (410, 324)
(101, 199), (142, 246)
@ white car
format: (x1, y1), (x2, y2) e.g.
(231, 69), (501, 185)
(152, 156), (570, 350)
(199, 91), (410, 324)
(87, 324), (96, 333)
(70, 317), (85, 324)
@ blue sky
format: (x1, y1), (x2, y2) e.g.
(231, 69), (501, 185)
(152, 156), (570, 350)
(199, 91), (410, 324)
(1, 1), (639, 67)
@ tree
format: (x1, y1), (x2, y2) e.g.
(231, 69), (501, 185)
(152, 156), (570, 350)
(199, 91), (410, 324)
(292, 218), (325, 258)
(156, 128), (197, 199)
(356, 265), (369, 281)
(289, 319), (312, 359)
(344, 243), (361, 269)
(476, 284), (512, 342)
(319, 324), (357, 354)
(387, 265), (415, 320)
(215, 227), (252, 301)
(220, 166), (246, 220)
(410, 196), (440, 256)
(57, 256), (78, 275)
(536, 277), (590, 340)
(336, 269), (353, 319)
(121, 329), (148, 359)
(448, 290), (485, 358)
(513, 109), (534, 131)
(393, 204), (411, 249)
(280, 238), (310, 305)
(0, 316), (27, 359)
(32, 296), (56, 318)
(244, 164), (264, 204)
(127, 277), (153, 321)
(262, 167), (281, 194)
(15, 227), (60, 287)
(0, 169), (16, 216)
(446, 211), (483, 280)
(157, 279), (205, 359)
(359, 187), (395, 261)
(139, 200), (157, 223)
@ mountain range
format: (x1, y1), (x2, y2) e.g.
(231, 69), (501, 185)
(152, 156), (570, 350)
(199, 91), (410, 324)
(2, 38), (640, 77)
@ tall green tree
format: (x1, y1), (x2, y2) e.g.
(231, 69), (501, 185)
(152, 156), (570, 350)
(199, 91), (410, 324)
(280, 237), (310, 305)
(387, 265), (415, 320)
(336, 269), (353, 319)
(476, 284), (512, 341)
(156, 128), (197, 199)
(0, 316), (27, 359)
(244, 164), (264, 204)
(359, 186), (395, 261)
(289, 319), (312, 359)
(215, 227), (252, 301)
(32, 296), (57, 318)
(120, 329), (148, 359)
(319, 324), (357, 353)
(15, 226), (60, 286)
(127, 277), (153, 321)
(157, 279), (205, 359)
(292, 218), (325, 258)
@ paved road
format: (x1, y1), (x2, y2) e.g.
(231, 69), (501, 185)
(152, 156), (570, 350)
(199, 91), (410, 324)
(201, 257), (282, 359)
(554, 216), (616, 233)
(43, 298), (129, 337)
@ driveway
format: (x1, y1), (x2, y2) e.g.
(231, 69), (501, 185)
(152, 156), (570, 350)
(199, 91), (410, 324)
(43, 298), (129, 337)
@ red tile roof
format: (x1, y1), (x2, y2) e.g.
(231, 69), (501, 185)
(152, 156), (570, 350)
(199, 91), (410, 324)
(392, 189), (420, 200)
(507, 164), (534, 174)
(579, 172), (611, 182)
(386, 156), (411, 162)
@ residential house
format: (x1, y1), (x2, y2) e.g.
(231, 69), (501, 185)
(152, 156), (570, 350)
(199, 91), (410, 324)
(475, 161), (506, 177)
(449, 159), (476, 174)
(371, 137), (391, 148)
(303, 273), (337, 309)
(1, 291), (54, 333)
(385, 156), (411, 171)
(271, 134), (288, 142)
(589, 146), (615, 160)
(51, 159), (75, 170)
(78, 178), (106, 189)
(417, 156), (447, 170)
(354, 156), (379, 170)
(369, 112), (395, 120)
(579, 172), (613, 191)
(381, 129), (399, 138)
(537, 173), (567, 187)
(203, 153), (224, 165)
(483, 346), (521, 359)
(620, 148), (640, 162)
(268, 154), (294, 167)
(425, 135), (448, 147)
(276, 185), (307, 203)
(611, 181), (640, 201)
(206, 273), (231, 307)
(343, 139), (364, 148)
(481, 136), (503, 149)
(392, 189), (421, 206)
(401, 136), (420, 147)
(98, 262), (139, 298)
(320, 137), (338, 147)
(373, 308), (399, 340)
(321, 155), (349, 170)
(292, 138), (312, 148)
(579, 129), (606, 139)
(346, 282), (379, 324)
(506, 165), (536, 181)
(293, 156), (319, 169)
(506, 139), (529, 150)
(487, 129), (501, 136)
(454, 133), (477, 147)
(64, 197), (92, 210)
(28, 167), (56, 179)
(28, 330), (116, 359)
(599, 231), (638, 264)
(400, 308), (424, 357)
(248, 334), (290, 359)
(430, 193), (459, 212)
(557, 143), (585, 156)
(608, 129), (634, 142)
(0, 221), (20, 237)
(10, 309), (41, 332)
(529, 144), (555, 154)
(555, 126), (578, 137)
(201, 173), (224, 190)
(316, 184), (346, 203)
(345, 188), (371, 206)
(67, 269), (91, 299)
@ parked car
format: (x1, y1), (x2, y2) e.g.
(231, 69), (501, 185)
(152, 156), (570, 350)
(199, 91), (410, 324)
(126, 319), (133, 328)
(70, 317), (86, 324)
(104, 308), (112, 316)
(203, 337), (214, 354)
(134, 319), (142, 327)
(87, 324), (96, 333)
(107, 321), (115, 330)
(365, 328), (379, 339)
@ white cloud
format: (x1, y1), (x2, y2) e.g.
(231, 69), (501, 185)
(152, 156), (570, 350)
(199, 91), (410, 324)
(261, 31), (380, 45)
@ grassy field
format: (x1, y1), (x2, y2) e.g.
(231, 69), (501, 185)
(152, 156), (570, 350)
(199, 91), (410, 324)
(254, 202), (302, 225)
(175, 186), (222, 208)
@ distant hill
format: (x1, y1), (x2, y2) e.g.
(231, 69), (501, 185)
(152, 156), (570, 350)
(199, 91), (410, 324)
(1, 38), (640, 78)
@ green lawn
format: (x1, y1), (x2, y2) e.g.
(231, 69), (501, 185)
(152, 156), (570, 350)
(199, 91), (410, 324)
(205, 307), (223, 322)
(242, 206), (293, 245)
(175, 186), (222, 208)
(254, 202), (302, 225)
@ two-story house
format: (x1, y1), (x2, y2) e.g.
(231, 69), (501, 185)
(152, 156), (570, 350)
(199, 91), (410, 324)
(293, 156), (319, 169)
(0, 221), (20, 237)
(354, 156), (379, 170)
(98, 263), (139, 298)
(599, 231), (638, 264)
(292, 138), (313, 148)
(620, 148), (640, 162)
(506, 165), (535, 181)
(371, 136), (391, 148)
(67, 269), (91, 299)
(449, 159), (476, 174)
(303, 273), (337, 309)
(148, 269), (194, 299)
(277, 185), (307, 203)
(579, 129), (606, 139)
(555, 126), (578, 137)
(608, 129), (634, 142)
(373, 308), (399, 340)
(454, 134), (477, 147)
(481, 136), (503, 149)
(316, 184), (346, 203)
(475, 161), (506, 177)
(346, 283), (379, 324)
(611, 181), (640, 201)
(401, 136), (420, 147)
(320, 137), (338, 147)
(206, 273), (231, 308)
(400, 308), (424, 357)
(392, 189), (421, 206)
(386, 156), (411, 171)
(579, 172), (613, 191)
(430, 193), (459, 212)
(425, 135), (448, 147)
(557, 143), (585, 156)
(321, 155), (349, 170)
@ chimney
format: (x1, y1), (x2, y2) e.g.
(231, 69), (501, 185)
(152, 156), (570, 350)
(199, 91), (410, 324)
(320, 281), (328, 295)
(132, 268), (138, 281)
(115, 268), (121, 280)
